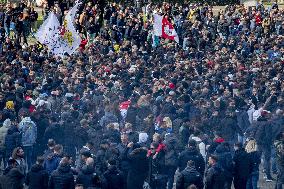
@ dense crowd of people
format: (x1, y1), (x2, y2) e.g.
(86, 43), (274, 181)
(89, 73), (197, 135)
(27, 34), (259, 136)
(0, 0), (283, 189)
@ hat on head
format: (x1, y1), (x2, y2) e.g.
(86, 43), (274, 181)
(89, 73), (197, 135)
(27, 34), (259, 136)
(169, 82), (175, 89)
(139, 132), (148, 143)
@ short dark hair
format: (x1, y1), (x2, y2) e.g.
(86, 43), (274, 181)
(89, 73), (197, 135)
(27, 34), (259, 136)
(209, 154), (218, 162)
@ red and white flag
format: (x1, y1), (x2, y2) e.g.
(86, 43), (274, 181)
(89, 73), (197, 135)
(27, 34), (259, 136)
(153, 14), (179, 43)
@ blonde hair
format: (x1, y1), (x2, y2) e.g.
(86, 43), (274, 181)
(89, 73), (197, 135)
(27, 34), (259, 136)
(245, 139), (258, 153)
(162, 117), (172, 128)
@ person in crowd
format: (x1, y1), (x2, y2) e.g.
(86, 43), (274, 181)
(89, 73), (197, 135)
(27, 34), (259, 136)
(43, 139), (56, 159)
(214, 142), (234, 189)
(176, 160), (203, 189)
(25, 156), (49, 189)
(178, 139), (205, 176)
(4, 120), (21, 161)
(48, 156), (75, 189)
(11, 147), (26, 175)
(233, 142), (251, 189)
(102, 158), (124, 189)
(76, 157), (99, 189)
(0, 119), (12, 167)
(0, 159), (25, 189)
(75, 150), (92, 173)
(127, 147), (149, 189)
(274, 132), (284, 189)
(44, 144), (63, 175)
(245, 138), (261, 189)
(18, 115), (37, 170)
(148, 142), (167, 189)
(204, 155), (225, 189)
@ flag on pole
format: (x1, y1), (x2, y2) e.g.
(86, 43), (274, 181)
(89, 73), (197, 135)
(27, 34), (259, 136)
(59, 2), (81, 55)
(36, 3), (81, 57)
(153, 14), (179, 43)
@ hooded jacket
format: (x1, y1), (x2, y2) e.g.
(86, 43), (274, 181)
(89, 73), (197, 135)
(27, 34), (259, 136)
(25, 164), (49, 189)
(0, 119), (11, 148)
(18, 117), (37, 147)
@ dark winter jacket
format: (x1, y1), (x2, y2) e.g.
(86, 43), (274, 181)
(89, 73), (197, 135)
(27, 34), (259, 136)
(204, 163), (225, 189)
(116, 143), (131, 172)
(233, 148), (250, 179)
(236, 110), (250, 133)
(127, 148), (149, 189)
(102, 165), (124, 189)
(253, 117), (273, 146)
(25, 164), (49, 189)
(214, 144), (234, 179)
(176, 166), (204, 189)
(99, 112), (118, 127)
(247, 151), (261, 174)
(0, 167), (25, 189)
(164, 135), (179, 167)
(218, 116), (239, 141)
(76, 165), (96, 189)
(4, 126), (21, 156)
(178, 147), (205, 176)
(48, 164), (75, 189)
(44, 123), (64, 145)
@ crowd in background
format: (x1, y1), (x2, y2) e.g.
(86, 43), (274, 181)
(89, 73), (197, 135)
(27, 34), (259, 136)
(0, 0), (283, 189)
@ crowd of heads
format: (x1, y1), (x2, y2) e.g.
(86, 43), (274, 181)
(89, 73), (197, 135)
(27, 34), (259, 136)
(0, 0), (283, 188)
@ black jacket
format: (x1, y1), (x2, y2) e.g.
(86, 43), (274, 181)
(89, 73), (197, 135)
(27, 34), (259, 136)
(233, 148), (250, 179)
(4, 126), (20, 156)
(214, 144), (234, 179)
(176, 166), (204, 189)
(0, 167), (25, 189)
(127, 148), (149, 189)
(204, 164), (225, 189)
(247, 151), (261, 174)
(25, 164), (49, 189)
(76, 165), (96, 189)
(178, 147), (205, 176)
(102, 165), (124, 189)
(48, 164), (75, 189)
(253, 117), (272, 146)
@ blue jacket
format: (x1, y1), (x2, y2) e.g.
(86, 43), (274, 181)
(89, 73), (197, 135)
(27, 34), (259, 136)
(44, 153), (61, 175)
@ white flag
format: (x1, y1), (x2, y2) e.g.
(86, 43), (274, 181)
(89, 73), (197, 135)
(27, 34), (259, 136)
(36, 3), (82, 57)
(59, 2), (81, 55)
(35, 12), (64, 55)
